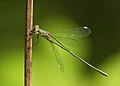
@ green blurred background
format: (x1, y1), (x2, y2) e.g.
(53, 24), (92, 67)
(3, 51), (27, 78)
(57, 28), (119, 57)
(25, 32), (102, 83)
(0, 0), (120, 86)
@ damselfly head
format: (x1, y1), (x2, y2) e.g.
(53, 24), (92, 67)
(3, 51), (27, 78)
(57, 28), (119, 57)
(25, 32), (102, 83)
(34, 25), (39, 29)
(33, 25), (41, 32)
(35, 24), (39, 28)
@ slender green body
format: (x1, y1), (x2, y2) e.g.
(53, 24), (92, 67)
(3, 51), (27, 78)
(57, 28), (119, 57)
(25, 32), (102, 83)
(33, 25), (109, 77)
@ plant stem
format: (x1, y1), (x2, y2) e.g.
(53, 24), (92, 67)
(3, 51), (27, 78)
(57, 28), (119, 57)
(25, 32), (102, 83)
(25, 0), (33, 86)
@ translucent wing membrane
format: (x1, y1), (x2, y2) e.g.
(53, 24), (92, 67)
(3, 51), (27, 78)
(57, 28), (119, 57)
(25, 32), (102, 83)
(51, 26), (91, 47)
(50, 42), (64, 72)
(51, 26), (91, 38)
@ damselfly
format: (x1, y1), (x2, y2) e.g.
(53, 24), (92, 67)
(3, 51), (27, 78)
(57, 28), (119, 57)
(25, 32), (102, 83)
(30, 25), (108, 77)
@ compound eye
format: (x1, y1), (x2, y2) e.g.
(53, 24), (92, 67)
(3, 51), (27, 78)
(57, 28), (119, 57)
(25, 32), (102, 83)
(35, 25), (39, 29)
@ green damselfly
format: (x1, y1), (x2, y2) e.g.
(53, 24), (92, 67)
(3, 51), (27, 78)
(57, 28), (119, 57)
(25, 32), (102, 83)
(30, 25), (108, 77)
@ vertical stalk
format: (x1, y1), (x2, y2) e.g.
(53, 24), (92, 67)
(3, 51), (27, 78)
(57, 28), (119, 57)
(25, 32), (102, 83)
(25, 0), (33, 86)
